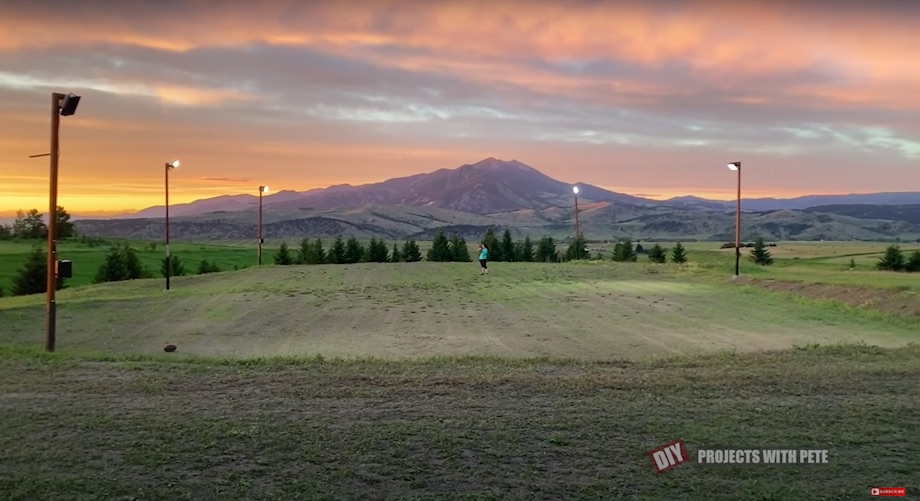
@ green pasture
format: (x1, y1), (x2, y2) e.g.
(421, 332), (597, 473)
(2, 238), (919, 293)
(0, 239), (264, 290)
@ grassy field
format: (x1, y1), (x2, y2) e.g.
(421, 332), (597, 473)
(1, 260), (918, 358)
(2, 238), (919, 292)
(1, 239), (918, 499)
(0, 239), (265, 290)
(1, 345), (917, 500)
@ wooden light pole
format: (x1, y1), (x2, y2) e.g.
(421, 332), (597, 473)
(258, 185), (268, 265)
(728, 162), (741, 278)
(43, 91), (80, 352)
(165, 160), (179, 290)
(573, 185), (580, 242)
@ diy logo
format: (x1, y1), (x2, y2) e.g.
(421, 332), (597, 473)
(648, 439), (690, 473)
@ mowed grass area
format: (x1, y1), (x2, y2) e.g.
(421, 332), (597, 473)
(1, 239), (918, 499)
(1, 344), (917, 500)
(1, 261), (917, 359)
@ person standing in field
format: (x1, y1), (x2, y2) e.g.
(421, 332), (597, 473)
(478, 243), (489, 275)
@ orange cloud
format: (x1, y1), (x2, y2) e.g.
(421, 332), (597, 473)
(1, 0), (919, 214)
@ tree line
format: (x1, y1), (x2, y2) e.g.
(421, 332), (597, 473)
(563, 234), (689, 264)
(270, 229), (567, 266)
(0, 208), (76, 240)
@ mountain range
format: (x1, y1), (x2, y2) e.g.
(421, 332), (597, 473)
(68, 158), (920, 242)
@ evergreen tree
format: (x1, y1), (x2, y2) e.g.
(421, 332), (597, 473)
(906, 250), (920, 272)
(450, 234), (472, 262)
(391, 241), (403, 262)
(520, 236), (535, 262)
(95, 244), (149, 283)
(535, 236), (559, 263)
(122, 245), (147, 279)
(312, 239), (327, 264)
(366, 237), (390, 263)
(612, 239), (637, 262)
(565, 234), (590, 261)
(12, 246), (66, 295)
(671, 242), (688, 264)
(427, 230), (452, 262)
(297, 237), (312, 264)
(197, 260), (221, 274)
(0, 224), (11, 240)
(876, 245), (905, 271)
(274, 242), (295, 265)
(510, 241), (521, 262)
(647, 244), (667, 263)
(402, 240), (422, 262)
(0, 283), (5, 297)
(750, 237), (774, 266)
(328, 236), (346, 264)
(483, 228), (501, 261)
(161, 254), (186, 277)
(344, 237), (364, 264)
(501, 229), (515, 261)
(848, 257), (856, 270)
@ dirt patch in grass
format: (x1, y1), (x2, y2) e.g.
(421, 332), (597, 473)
(745, 278), (920, 318)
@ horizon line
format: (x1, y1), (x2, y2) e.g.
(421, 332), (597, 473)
(1, 188), (919, 218)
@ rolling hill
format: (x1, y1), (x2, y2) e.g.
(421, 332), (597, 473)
(73, 202), (920, 243)
(663, 193), (920, 211)
(803, 204), (920, 226)
(67, 158), (920, 242)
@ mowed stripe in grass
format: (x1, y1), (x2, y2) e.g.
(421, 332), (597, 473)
(0, 344), (917, 500)
(1, 263), (916, 360)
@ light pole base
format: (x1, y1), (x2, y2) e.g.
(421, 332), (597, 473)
(732, 274), (741, 280)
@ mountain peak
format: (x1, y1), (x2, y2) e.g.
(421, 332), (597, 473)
(468, 157), (536, 172)
(125, 159), (655, 218)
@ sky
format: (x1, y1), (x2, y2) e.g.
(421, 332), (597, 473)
(1, 0), (919, 216)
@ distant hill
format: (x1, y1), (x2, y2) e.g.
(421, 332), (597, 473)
(663, 192), (920, 211)
(73, 202), (920, 243)
(64, 158), (920, 243)
(803, 204), (920, 226)
(129, 158), (654, 219)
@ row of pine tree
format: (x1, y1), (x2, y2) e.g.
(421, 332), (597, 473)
(271, 230), (565, 265)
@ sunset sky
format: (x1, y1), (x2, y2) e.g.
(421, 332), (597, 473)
(1, 0), (918, 216)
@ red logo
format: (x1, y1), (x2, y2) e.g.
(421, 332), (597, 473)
(648, 439), (690, 473)
(871, 487), (906, 497)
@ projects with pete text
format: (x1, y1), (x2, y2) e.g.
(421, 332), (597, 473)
(648, 439), (831, 474)
(649, 440), (907, 496)
(697, 448), (828, 464)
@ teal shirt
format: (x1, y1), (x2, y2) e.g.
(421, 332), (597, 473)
(479, 247), (488, 260)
